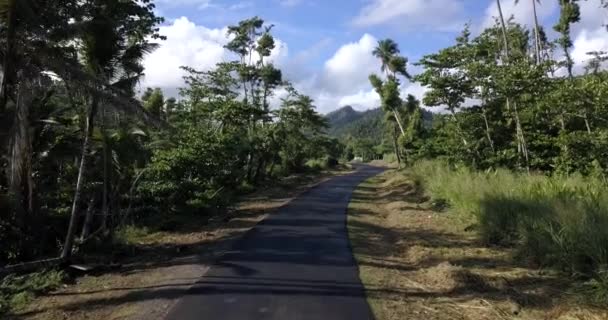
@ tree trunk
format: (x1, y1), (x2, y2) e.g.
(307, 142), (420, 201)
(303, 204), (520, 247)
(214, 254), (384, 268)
(512, 101), (530, 172)
(80, 197), (96, 241)
(532, 0), (542, 64)
(481, 106), (495, 153)
(496, 0), (511, 59)
(392, 126), (402, 167)
(392, 110), (406, 137)
(584, 112), (592, 134)
(450, 110), (469, 147)
(8, 82), (34, 227)
(253, 157), (266, 184)
(0, 0), (17, 112)
(100, 108), (110, 231)
(498, 0), (529, 172)
(61, 96), (98, 260)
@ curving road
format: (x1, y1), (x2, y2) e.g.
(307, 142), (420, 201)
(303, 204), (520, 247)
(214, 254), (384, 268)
(165, 165), (384, 320)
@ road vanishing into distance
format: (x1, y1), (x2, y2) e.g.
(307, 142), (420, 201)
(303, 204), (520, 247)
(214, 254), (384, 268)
(166, 165), (384, 320)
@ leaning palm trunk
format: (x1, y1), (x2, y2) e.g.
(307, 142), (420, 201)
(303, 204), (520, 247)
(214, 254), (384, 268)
(392, 110), (407, 137)
(496, 0), (510, 58)
(391, 126), (402, 167)
(532, 0), (542, 64)
(61, 95), (98, 260)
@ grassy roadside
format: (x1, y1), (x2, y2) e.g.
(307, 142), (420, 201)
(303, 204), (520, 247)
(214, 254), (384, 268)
(348, 169), (608, 320)
(5, 166), (351, 320)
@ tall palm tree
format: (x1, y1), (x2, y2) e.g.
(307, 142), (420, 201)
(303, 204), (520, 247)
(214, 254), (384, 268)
(61, 0), (160, 259)
(371, 39), (410, 138)
(372, 39), (400, 76)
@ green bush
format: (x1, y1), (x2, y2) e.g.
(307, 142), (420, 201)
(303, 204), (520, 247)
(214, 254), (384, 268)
(410, 160), (608, 293)
(0, 270), (65, 314)
(138, 129), (247, 215)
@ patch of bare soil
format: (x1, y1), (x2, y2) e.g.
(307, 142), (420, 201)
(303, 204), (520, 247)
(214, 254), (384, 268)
(10, 168), (351, 320)
(348, 170), (608, 320)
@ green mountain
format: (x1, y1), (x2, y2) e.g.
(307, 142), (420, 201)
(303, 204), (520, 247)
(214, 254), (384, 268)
(326, 106), (385, 144)
(326, 106), (434, 145)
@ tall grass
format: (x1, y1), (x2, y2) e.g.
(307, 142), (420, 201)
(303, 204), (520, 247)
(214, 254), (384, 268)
(410, 160), (608, 294)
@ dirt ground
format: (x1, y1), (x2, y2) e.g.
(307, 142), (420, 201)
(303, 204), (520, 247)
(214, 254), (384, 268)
(9, 168), (351, 320)
(348, 170), (608, 320)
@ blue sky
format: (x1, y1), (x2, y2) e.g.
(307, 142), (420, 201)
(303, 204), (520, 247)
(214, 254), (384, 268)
(143, 0), (608, 113)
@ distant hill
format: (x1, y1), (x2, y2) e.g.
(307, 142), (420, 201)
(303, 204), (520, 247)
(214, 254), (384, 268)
(326, 106), (385, 144)
(326, 106), (433, 144)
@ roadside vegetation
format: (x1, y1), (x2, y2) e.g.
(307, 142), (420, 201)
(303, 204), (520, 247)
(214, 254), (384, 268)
(349, 170), (608, 320)
(341, 0), (608, 317)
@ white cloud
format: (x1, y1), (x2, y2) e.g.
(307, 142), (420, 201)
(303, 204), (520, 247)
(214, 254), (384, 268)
(571, 28), (608, 70)
(142, 17), (287, 96)
(321, 34), (380, 95)
(142, 17), (229, 92)
(338, 90), (380, 111)
(352, 0), (464, 31)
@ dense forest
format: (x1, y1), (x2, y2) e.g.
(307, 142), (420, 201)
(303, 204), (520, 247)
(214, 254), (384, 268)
(0, 1), (341, 268)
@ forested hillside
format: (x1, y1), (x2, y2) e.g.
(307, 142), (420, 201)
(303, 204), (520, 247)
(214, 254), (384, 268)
(326, 106), (384, 142)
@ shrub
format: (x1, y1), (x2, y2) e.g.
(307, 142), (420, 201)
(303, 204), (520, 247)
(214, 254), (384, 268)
(0, 270), (65, 314)
(410, 160), (608, 293)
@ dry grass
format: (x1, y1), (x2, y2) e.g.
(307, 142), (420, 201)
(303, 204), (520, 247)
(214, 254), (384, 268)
(8, 167), (351, 320)
(348, 170), (608, 320)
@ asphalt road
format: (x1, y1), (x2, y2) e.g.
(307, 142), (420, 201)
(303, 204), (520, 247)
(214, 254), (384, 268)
(165, 165), (384, 320)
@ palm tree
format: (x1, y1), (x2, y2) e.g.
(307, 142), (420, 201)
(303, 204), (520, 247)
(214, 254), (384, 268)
(371, 39), (410, 138)
(61, 0), (161, 259)
(372, 39), (400, 76)
(515, 0), (543, 64)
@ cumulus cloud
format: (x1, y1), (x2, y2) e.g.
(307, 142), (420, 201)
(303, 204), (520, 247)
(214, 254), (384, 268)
(352, 0), (464, 31)
(141, 17), (287, 96)
(320, 34), (381, 95)
(142, 17), (228, 93)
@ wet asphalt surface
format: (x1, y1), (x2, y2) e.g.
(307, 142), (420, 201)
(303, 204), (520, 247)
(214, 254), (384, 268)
(165, 165), (385, 320)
